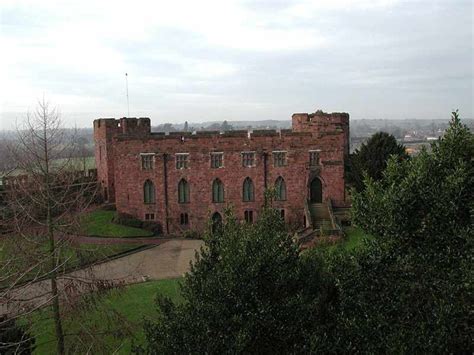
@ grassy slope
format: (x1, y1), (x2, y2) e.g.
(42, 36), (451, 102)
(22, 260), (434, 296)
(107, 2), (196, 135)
(81, 210), (153, 237)
(31, 278), (182, 354)
(0, 238), (145, 287)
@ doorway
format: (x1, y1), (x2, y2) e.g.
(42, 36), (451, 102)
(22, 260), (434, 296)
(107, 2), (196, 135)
(310, 178), (322, 203)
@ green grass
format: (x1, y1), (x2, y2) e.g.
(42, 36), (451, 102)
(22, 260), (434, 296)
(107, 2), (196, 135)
(341, 226), (374, 251)
(28, 278), (183, 354)
(319, 226), (373, 253)
(81, 210), (153, 238)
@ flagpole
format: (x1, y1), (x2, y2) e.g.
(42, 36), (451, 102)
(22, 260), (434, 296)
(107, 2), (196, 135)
(125, 73), (130, 117)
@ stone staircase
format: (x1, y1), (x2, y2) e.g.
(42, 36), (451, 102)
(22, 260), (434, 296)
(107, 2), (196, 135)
(309, 203), (332, 230)
(297, 201), (344, 248)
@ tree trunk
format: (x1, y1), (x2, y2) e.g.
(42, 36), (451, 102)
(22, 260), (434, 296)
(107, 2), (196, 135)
(48, 208), (65, 355)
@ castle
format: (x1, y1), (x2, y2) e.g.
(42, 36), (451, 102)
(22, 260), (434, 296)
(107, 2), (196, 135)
(94, 110), (350, 235)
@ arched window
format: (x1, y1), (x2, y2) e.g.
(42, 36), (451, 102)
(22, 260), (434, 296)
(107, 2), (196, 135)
(178, 179), (190, 203)
(242, 177), (254, 202)
(212, 179), (224, 203)
(143, 180), (155, 204)
(275, 176), (286, 201)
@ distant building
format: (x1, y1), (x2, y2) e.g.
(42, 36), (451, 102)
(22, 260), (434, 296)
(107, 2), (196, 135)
(94, 110), (350, 235)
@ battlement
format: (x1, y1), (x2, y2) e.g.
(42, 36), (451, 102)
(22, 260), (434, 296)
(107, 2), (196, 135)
(94, 117), (151, 138)
(292, 110), (349, 132)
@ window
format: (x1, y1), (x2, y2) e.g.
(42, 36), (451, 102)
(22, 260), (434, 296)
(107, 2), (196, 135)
(273, 151), (287, 167)
(309, 151), (320, 166)
(178, 179), (190, 203)
(141, 153), (154, 170)
(242, 177), (254, 202)
(275, 177), (287, 201)
(180, 213), (189, 226)
(244, 210), (254, 223)
(145, 213), (155, 221)
(279, 209), (285, 220)
(211, 152), (223, 168)
(143, 180), (155, 204)
(176, 153), (189, 169)
(242, 152), (255, 167)
(212, 179), (224, 203)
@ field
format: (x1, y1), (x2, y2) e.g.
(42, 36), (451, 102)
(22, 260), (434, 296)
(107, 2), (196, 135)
(28, 278), (182, 354)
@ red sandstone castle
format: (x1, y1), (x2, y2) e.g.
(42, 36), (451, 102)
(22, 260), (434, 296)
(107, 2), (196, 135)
(94, 110), (349, 235)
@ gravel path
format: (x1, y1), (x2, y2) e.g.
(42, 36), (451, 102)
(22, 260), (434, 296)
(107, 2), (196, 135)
(60, 234), (174, 245)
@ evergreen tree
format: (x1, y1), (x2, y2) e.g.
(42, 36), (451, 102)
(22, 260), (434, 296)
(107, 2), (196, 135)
(138, 205), (335, 354)
(347, 131), (408, 191)
(321, 111), (473, 353)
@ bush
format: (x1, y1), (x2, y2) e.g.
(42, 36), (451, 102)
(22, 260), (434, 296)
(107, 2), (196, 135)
(141, 221), (162, 235)
(182, 230), (200, 239)
(113, 213), (143, 229)
(0, 315), (35, 354)
(101, 203), (116, 211)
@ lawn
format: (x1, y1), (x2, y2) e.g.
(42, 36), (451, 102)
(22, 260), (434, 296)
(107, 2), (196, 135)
(341, 226), (374, 251)
(81, 210), (153, 237)
(28, 278), (183, 354)
(318, 226), (373, 253)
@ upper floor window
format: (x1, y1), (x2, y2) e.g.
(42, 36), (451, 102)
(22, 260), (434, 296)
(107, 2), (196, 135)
(275, 176), (287, 201)
(242, 152), (255, 167)
(309, 151), (320, 166)
(212, 178), (224, 203)
(273, 151), (287, 167)
(176, 153), (189, 169)
(211, 152), (224, 168)
(141, 153), (154, 170)
(143, 179), (155, 204)
(178, 178), (190, 203)
(242, 177), (254, 202)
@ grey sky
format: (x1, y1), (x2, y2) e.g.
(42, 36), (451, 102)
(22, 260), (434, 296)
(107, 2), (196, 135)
(0, 0), (472, 129)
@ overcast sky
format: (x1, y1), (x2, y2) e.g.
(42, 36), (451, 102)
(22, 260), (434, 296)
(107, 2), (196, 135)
(0, 0), (472, 129)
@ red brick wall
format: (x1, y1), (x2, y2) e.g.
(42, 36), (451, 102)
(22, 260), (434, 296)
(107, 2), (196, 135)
(94, 111), (349, 235)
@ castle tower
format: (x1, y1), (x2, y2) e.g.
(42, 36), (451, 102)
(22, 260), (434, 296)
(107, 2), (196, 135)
(292, 110), (350, 159)
(93, 117), (152, 202)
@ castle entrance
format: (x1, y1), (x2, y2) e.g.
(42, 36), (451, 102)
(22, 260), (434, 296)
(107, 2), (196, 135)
(310, 178), (322, 203)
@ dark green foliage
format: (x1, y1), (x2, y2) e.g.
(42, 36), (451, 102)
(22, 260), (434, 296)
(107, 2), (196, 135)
(352, 111), (473, 247)
(0, 316), (35, 354)
(113, 212), (144, 229)
(138, 208), (335, 354)
(330, 112), (473, 353)
(141, 221), (163, 235)
(347, 131), (408, 191)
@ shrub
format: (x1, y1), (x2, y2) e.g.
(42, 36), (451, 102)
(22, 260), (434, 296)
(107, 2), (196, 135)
(0, 315), (35, 354)
(141, 221), (162, 235)
(113, 213), (143, 228)
(182, 230), (200, 239)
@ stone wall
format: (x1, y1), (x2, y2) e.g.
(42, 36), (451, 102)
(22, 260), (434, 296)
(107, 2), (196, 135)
(94, 111), (349, 235)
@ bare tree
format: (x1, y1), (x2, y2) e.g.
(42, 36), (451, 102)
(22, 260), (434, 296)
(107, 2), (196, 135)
(0, 99), (126, 353)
